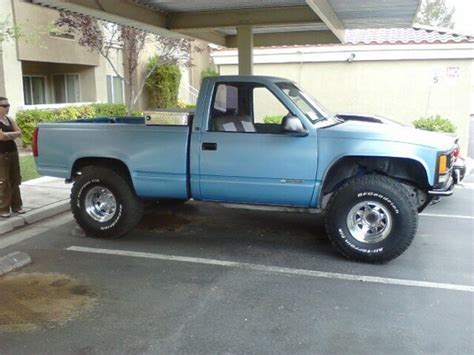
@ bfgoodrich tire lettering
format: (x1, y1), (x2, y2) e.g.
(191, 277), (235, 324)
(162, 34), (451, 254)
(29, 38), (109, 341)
(325, 174), (418, 263)
(71, 166), (143, 238)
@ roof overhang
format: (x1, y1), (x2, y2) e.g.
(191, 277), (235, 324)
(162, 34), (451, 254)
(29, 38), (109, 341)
(31, 0), (421, 47)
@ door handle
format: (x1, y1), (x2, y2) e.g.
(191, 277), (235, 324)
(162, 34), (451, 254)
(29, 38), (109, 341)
(202, 142), (217, 151)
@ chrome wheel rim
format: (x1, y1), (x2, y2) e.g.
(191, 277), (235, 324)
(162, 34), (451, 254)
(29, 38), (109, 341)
(346, 201), (392, 244)
(84, 186), (117, 223)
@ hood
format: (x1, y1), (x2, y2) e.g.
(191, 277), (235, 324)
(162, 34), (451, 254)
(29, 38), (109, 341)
(320, 118), (455, 151)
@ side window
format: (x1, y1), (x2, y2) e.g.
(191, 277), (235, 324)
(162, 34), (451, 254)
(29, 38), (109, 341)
(213, 84), (237, 114)
(210, 83), (255, 133)
(253, 86), (290, 133)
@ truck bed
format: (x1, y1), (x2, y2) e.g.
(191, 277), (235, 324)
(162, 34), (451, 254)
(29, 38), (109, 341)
(35, 118), (191, 199)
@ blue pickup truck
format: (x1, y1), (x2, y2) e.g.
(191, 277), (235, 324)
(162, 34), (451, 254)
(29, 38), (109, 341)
(33, 76), (464, 263)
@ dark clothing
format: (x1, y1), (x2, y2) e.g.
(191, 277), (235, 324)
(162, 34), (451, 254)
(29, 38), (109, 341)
(0, 150), (23, 213)
(0, 116), (18, 153)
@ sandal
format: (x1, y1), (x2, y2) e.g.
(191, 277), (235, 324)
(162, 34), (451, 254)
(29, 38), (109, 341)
(14, 209), (26, 214)
(1, 213), (11, 218)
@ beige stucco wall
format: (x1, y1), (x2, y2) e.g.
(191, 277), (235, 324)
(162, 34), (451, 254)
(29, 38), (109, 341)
(189, 40), (212, 90)
(13, 0), (100, 66)
(219, 59), (472, 151)
(0, 0), (24, 118)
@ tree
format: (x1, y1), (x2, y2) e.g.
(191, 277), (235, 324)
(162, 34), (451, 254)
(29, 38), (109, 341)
(415, 0), (456, 29)
(1, 16), (50, 50)
(0, 17), (21, 44)
(55, 11), (199, 114)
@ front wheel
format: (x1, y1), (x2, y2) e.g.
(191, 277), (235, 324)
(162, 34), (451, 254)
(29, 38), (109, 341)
(70, 166), (144, 238)
(325, 174), (418, 263)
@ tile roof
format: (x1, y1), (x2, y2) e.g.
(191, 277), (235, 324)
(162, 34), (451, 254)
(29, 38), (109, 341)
(211, 28), (474, 52)
(345, 28), (473, 45)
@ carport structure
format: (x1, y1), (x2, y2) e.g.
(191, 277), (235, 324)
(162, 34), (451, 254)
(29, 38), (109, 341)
(31, 0), (421, 74)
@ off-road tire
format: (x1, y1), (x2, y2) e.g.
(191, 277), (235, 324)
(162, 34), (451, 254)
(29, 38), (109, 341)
(70, 166), (143, 238)
(325, 174), (418, 263)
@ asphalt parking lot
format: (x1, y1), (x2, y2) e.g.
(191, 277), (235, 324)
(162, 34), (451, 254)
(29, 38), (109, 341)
(0, 176), (473, 354)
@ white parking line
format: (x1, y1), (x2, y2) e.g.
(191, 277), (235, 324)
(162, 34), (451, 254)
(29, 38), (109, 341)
(420, 213), (474, 220)
(457, 183), (474, 189)
(67, 246), (474, 293)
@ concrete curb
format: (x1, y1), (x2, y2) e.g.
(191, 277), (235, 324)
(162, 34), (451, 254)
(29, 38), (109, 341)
(0, 251), (32, 276)
(0, 200), (70, 236)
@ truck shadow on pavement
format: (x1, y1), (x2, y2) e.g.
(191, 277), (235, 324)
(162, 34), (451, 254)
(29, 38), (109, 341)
(117, 201), (337, 259)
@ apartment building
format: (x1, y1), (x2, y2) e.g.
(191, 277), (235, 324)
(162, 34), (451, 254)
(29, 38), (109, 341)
(0, 0), (119, 116)
(0, 0), (209, 117)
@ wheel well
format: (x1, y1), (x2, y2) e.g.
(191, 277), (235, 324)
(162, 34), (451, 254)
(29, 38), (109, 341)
(71, 158), (132, 184)
(321, 156), (430, 198)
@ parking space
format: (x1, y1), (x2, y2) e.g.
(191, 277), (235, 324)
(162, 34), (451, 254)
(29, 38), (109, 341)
(0, 184), (473, 354)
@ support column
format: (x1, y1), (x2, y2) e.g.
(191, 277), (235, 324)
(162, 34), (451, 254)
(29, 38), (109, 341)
(237, 25), (253, 76)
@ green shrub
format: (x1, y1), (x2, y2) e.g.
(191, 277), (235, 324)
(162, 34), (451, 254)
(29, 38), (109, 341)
(145, 56), (181, 109)
(55, 105), (97, 120)
(200, 67), (219, 82)
(91, 103), (128, 116)
(176, 100), (196, 109)
(16, 103), (129, 146)
(413, 115), (456, 133)
(16, 109), (55, 146)
(263, 115), (283, 124)
(130, 111), (144, 117)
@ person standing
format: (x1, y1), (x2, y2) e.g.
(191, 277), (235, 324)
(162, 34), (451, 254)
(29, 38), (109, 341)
(0, 96), (24, 218)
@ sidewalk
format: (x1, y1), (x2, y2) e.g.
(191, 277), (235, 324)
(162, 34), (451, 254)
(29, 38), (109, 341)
(0, 156), (473, 236)
(0, 176), (71, 235)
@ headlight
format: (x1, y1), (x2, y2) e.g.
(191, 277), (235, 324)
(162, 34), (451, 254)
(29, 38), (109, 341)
(438, 173), (450, 183)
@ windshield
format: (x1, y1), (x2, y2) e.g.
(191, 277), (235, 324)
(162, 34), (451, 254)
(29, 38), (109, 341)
(276, 82), (332, 123)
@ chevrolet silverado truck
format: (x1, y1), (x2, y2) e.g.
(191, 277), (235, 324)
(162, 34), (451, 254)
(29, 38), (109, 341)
(32, 76), (465, 263)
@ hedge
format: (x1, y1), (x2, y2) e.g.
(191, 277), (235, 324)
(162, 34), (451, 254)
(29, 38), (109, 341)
(16, 103), (135, 146)
(200, 67), (219, 82)
(145, 56), (181, 109)
(413, 115), (456, 133)
(263, 115), (283, 124)
(176, 100), (196, 109)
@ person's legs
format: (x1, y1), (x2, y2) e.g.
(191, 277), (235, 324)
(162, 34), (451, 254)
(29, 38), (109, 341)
(10, 151), (23, 213)
(0, 153), (12, 216)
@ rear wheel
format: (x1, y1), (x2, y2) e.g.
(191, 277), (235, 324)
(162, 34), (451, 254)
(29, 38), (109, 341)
(325, 174), (418, 263)
(71, 166), (143, 238)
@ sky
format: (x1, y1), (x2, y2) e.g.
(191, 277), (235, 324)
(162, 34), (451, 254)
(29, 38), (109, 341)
(445, 0), (474, 35)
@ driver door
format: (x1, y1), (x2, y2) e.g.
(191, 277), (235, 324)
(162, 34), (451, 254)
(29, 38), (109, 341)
(198, 81), (318, 207)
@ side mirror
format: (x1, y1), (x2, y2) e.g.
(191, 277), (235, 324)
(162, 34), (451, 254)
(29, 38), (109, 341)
(282, 115), (308, 136)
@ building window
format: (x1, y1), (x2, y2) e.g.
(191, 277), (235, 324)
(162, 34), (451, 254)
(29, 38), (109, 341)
(107, 75), (124, 104)
(53, 74), (80, 103)
(23, 76), (46, 105)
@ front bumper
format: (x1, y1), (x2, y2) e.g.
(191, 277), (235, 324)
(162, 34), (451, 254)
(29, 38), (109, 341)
(428, 157), (466, 196)
(428, 177), (455, 196)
